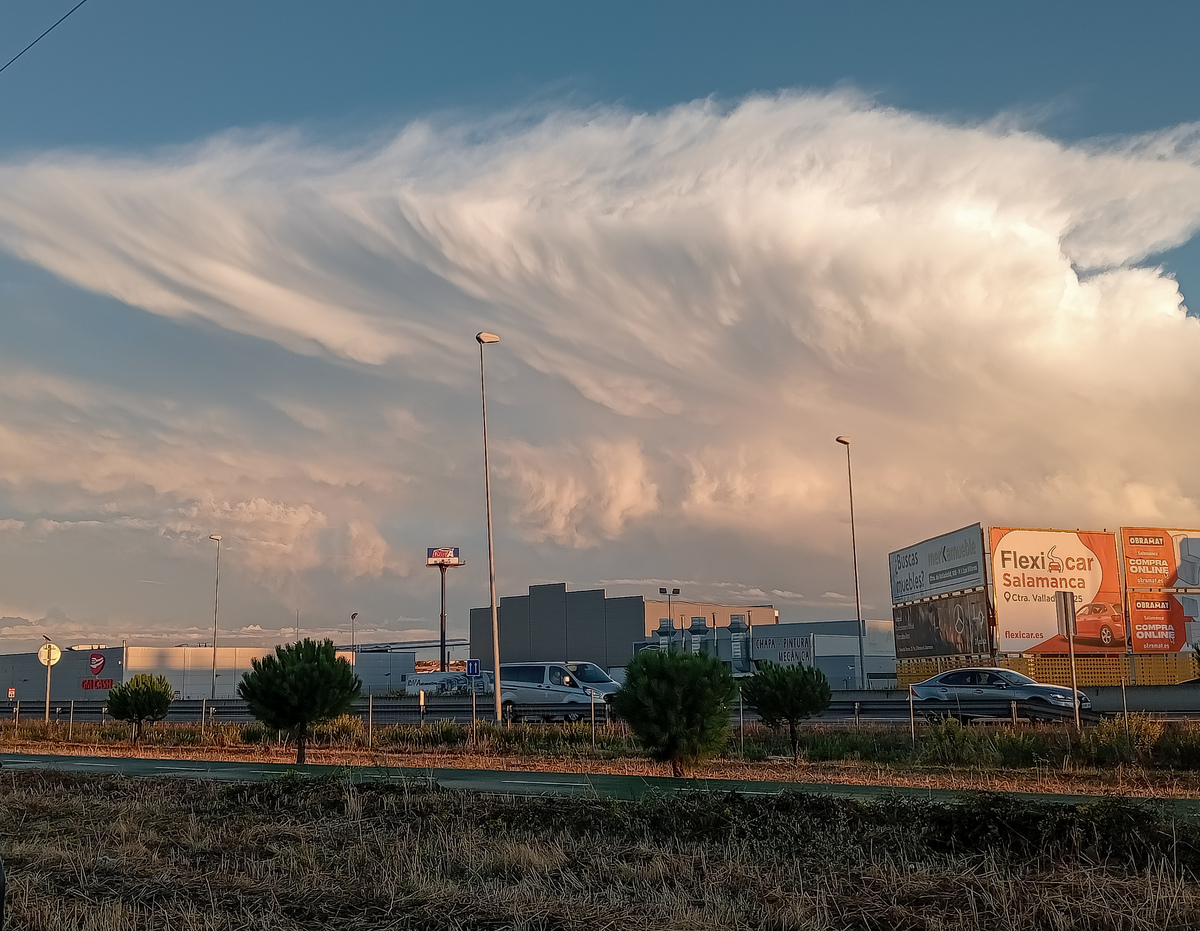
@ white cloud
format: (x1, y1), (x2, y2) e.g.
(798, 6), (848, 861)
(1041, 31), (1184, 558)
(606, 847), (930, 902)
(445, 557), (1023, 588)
(0, 92), (1198, 629)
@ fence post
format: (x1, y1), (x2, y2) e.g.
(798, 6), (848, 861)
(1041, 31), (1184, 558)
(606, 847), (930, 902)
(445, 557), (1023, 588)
(854, 701), (860, 729)
(368, 694), (373, 750)
(69, 699), (74, 742)
(471, 690), (477, 744)
(590, 690), (596, 749)
(1011, 700), (1018, 726)
(201, 699), (206, 736)
(419, 690), (425, 726)
(14, 700), (18, 726)
(739, 688), (745, 756)
(909, 687), (916, 749)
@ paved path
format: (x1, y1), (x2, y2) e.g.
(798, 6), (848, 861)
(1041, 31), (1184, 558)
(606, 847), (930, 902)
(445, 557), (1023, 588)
(4, 752), (1199, 813)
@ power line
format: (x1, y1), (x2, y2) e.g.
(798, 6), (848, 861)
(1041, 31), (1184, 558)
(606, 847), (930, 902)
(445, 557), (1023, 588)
(0, 0), (94, 78)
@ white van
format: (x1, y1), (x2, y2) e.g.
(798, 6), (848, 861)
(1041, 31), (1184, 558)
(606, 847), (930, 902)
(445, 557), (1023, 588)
(498, 661), (619, 721)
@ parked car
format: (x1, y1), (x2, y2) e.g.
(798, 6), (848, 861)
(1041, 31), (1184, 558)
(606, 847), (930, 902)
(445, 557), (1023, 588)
(499, 661), (618, 721)
(910, 667), (1090, 721)
(1073, 601), (1126, 648)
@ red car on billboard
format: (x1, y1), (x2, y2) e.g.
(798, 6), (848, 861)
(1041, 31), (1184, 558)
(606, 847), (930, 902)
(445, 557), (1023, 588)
(1073, 601), (1126, 648)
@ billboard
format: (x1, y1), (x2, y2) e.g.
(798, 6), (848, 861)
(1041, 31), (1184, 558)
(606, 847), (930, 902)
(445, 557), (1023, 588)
(426, 547), (463, 567)
(990, 528), (1124, 654)
(892, 590), (990, 658)
(889, 524), (987, 604)
(1120, 527), (1200, 653)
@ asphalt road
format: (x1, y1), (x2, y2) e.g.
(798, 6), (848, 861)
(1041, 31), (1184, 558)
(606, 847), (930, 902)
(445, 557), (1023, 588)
(5, 751), (1199, 813)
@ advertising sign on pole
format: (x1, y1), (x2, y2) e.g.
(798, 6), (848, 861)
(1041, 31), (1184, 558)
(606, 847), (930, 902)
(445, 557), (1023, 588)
(888, 524), (987, 604)
(1120, 527), (1200, 653)
(892, 589), (990, 658)
(426, 547), (463, 566)
(989, 528), (1123, 654)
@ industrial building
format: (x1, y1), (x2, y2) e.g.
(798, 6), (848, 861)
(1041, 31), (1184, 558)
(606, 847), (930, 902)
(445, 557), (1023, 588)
(469, 582), (778, 673)
(632, 617), (897, 689)
(2, 644), (416, 702)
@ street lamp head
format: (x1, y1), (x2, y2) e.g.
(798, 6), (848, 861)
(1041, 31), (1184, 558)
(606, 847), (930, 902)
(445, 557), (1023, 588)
(476, 331), (500, 344)
(209, 534), (222, 541)
(659, 587), (667, 595)
(835, 436), (851, 446)
(672, 588), (680, 595)
(351, 612), (358, 621)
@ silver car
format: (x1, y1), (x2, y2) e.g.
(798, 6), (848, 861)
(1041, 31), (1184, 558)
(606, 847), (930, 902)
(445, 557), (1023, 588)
(910, 667), (1090, 721)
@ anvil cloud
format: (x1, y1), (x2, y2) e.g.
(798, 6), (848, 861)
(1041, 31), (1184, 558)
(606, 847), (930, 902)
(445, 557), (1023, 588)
(0, 91), (1198, 648)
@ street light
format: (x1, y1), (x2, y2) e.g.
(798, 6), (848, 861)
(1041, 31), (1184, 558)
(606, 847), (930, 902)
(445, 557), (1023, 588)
(835, 436), (866, 690)
(477, 331), (503, 723)
(209, 534), (221, 700)
(350, 612), (358, 651)
(659, 587), (680, 637)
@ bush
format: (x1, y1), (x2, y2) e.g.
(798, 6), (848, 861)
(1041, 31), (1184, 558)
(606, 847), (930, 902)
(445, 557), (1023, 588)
(740, 662), (832, 761)
(612, 649), (737, 777)
(106, 674), (174, 744)
(238, 638), (362, 764)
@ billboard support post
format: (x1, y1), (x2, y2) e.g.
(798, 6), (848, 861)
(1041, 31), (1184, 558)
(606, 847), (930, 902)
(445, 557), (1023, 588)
(427, 548), (466, 673)
(1056, 591), (1081, 729)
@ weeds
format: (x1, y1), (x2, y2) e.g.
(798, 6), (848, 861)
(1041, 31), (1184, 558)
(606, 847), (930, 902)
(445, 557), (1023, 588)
(10, 713), (1200, 774)
(2, 771), (1199, 930)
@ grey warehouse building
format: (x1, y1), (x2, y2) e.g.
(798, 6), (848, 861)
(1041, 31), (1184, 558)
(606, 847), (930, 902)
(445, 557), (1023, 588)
(470, 582), (777, 673)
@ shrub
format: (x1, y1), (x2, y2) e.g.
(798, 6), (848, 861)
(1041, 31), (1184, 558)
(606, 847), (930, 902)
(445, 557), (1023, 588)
(611, 649), (737, 777)
(740, 662), (832, 762)
(106, 674), (174, 744)
(237, 638), (362, 764)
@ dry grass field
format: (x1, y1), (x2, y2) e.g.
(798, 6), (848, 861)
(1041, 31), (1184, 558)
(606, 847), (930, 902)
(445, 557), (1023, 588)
(7, 717), (1200, 799)
(4, 768), (1200, 930)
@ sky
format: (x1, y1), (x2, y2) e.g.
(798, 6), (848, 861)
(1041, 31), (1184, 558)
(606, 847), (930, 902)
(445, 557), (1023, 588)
(1, 1), (1199, 655)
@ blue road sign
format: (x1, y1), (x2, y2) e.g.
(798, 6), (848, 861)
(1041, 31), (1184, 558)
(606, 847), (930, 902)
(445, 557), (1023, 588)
(466, 659), (480, 677)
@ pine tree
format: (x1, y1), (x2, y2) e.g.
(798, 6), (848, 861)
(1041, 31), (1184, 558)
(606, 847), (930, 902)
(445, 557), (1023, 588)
(740, 661), (831, 762)
(237, 638), (361, 764)
(107, 673), (175, 744)
(612, 649), (736, 777)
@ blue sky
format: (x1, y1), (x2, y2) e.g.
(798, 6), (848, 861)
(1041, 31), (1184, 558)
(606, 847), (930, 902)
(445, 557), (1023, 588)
(1, 2), (1199, 653)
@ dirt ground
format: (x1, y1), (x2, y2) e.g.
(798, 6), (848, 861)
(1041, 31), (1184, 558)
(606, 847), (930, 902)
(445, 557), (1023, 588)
(6, 738), (1200, 799)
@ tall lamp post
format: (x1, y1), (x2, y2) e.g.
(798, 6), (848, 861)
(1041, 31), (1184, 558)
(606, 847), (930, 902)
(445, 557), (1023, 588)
(477, 331), (503, 722)
(350, 612), (357, 651)
(659, 587), (680, 638)
(835, 436), (866, 690)
(209, 534), (222, 701)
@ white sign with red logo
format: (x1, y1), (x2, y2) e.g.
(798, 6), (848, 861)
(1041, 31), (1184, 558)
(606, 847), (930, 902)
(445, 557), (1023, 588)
(426, 546), (463, 567)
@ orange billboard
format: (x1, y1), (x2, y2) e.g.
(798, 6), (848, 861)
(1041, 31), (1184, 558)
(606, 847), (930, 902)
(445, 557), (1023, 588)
(989, 528), (1124, 654)
(1120, 527), (1200, 653)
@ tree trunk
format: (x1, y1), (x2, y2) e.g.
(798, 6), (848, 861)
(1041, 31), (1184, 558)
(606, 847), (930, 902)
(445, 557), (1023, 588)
(296, 723), (306, 765)
(671, 757), (685, 778)
(133, 719), (142, 745)
(790, 720), (798, 763)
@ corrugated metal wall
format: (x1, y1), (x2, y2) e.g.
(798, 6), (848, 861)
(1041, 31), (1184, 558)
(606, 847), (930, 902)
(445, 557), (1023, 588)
(603, 596), (646, 668)
(529, 583), (567, 662)
(566, 588), (606, 665)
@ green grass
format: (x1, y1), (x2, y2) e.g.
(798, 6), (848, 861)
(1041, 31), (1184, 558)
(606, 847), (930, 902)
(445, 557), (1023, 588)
(3, 770), (1199, 930)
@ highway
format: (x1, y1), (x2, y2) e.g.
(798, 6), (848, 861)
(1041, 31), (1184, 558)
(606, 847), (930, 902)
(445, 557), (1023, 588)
(8, 682), (1200, 728)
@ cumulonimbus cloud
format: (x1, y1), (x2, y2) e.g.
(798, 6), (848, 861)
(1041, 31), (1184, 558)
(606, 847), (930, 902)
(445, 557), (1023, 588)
(0, 91), (1198, 626)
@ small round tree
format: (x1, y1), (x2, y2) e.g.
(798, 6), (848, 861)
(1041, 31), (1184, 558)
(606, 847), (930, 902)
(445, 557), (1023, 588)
(107, 673), (174, 744)
(740, 661), (831, 762)
(238, 638), (361, 764)
(612, 648), (737, 777)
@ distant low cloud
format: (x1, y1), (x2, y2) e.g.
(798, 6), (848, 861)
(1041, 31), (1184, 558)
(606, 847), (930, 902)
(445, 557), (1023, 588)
(0, 91), (1198, 640)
